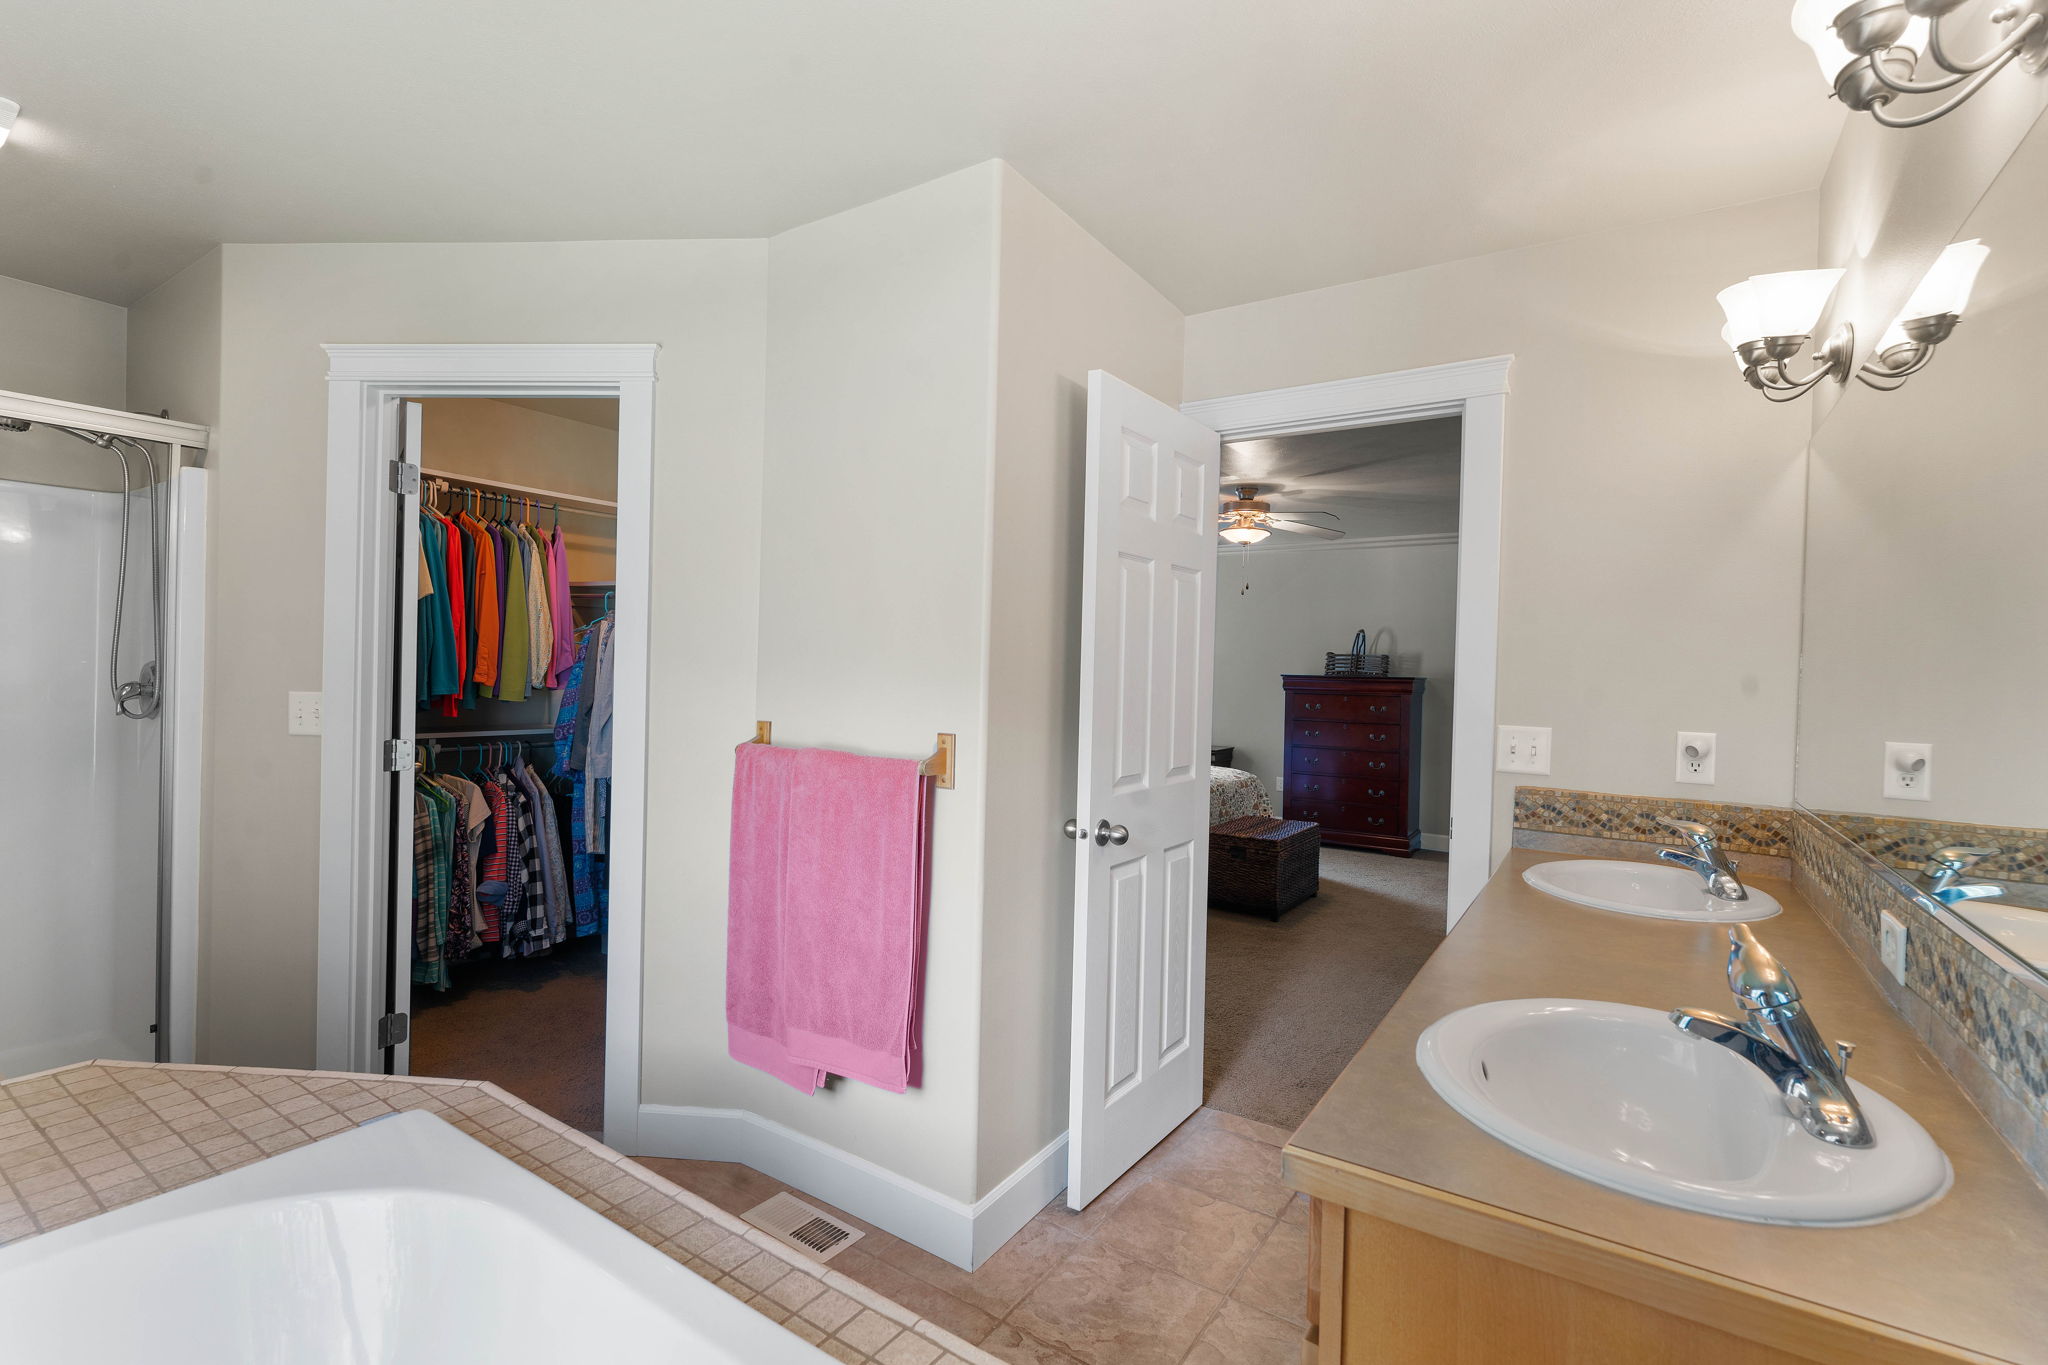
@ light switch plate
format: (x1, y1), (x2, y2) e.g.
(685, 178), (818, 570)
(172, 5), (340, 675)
(1879, 909), (1908, 984)
(1496, 726), (1552, 775)
(1884, 741), (1932, 801)
(1676, 732), (1716, 785)
(288, 691), (323, 736)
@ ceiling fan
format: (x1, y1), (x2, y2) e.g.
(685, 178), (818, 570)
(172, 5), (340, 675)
(1217, 484), (1343, 544)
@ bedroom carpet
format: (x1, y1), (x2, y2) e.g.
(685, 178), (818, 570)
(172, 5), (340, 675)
(1204, 847), (1447, 1132)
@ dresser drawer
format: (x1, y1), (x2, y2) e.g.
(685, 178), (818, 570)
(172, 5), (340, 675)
(1283, 798), (1404, 837)
(1287, 722), (1402, 755)
(1286, 773), (1402, 807)
(1287, 692), (1408, 724)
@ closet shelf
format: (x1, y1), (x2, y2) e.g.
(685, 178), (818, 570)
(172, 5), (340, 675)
(422, 467), (618, 515)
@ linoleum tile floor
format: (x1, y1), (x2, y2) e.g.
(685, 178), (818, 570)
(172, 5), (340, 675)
(640, 1107), (1310, 1365)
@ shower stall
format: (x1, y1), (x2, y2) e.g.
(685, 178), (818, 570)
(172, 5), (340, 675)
(0, 388), (207, 1075)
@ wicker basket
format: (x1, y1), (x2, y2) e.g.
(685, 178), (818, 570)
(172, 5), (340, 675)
(1209, 816), (1321, 920)
(1326, 628), (1390, 677)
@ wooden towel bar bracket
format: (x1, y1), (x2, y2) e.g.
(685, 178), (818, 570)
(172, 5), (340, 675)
(747, 722), (956, 790)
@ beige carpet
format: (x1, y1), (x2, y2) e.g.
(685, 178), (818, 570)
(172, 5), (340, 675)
(1204, 848), (1447, 1131)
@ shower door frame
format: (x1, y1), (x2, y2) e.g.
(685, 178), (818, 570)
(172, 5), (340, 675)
(314, 344), (657, 1150)
(0, 387), (210, 1066)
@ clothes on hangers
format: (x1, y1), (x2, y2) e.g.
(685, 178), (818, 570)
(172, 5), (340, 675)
(415, 487), (582, 711)
(552, 612), (616, 937)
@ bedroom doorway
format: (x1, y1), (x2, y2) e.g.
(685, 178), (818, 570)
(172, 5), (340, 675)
(1203, 415), (1461, 1131)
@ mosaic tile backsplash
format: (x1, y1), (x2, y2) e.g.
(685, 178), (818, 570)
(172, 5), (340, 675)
(1811, 808), (2048, 893)
(1512, 786), (1790, 857)
(1794, 812), (2048, 1185)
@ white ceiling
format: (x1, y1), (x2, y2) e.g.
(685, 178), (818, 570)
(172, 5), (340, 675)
(1222, 417), (1463, 541)
(0, 1), (1839, 310)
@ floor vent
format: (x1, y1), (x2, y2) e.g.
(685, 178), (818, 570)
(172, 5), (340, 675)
(741, 1192), (864, 1263)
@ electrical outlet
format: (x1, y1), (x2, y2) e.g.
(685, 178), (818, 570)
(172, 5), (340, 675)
(1884, 741), (1932, 801)
(1879, 909), (1908, 984)
(1496, 726), (1552, 775)
(1675, 732), (1716, 785)
(288, 691), (323, 736)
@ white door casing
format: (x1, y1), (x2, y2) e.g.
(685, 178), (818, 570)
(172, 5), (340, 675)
(1067, 371), (1222, 1210)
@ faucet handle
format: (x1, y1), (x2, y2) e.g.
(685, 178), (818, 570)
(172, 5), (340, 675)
(1656, 815), (1718, 846)
(1726, 924), (1799, 1009)
(1835, 1040), (1856, 1077)
(1925, 845), (1999, 876)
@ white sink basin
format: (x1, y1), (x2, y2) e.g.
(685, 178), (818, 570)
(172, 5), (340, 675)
(1523, 859), (1781, 922)
(1954, 902), (2048, 972)
(1416, 999), (1951, 1226)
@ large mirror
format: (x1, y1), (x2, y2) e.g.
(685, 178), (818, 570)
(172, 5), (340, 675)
(1796, 110), (2048, 987)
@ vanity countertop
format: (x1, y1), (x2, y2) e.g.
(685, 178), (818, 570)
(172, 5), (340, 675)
(1286, 849), (2048, 1364)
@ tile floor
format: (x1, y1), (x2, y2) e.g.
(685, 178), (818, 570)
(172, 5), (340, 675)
(641, 1106), (1310, 1365)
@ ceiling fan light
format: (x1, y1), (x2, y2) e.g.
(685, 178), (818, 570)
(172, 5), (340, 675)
(1219, 525), (1269, 546)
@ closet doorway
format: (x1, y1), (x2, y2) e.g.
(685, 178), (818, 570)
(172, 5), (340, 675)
(402, 396), (620, 1134)
(317, 344), (657, 1148)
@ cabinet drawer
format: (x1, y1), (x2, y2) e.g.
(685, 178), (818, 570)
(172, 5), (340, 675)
(1286, 773), (1403, 807)
(1287, 692), (1407, 724)
(1283, 798), (1404, 836)
(1286, 719), (1404, 752)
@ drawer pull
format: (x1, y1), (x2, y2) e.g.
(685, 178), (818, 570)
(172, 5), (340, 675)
(1305, 756), (1320, 765)
(1369, 760), (1389, 771)
(1367, 732), (1387, 743)
(1368, 789), (1387, 799)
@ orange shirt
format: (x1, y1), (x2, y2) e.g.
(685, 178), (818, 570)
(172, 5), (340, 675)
(462, 512), (502, 688)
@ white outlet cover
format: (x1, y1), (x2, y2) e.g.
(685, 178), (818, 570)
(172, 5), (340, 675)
(1884, 741), (1932, 801)
(1879, 908), (1908, 984)
(1676, 731), (1716, 785)
(288, 690), (323, 736)
(1496, 726), (1552, 775)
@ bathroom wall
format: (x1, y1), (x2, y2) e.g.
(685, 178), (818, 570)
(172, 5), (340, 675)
(126, 249), (223, 432)
(129, 239), (770, 1077)
(1212, 538), (1458, 840)
(0, 271), (130, 491)
(1183, 191), (1819, 874)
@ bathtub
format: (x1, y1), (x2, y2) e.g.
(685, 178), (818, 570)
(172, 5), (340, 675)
(0, 1109), (829, 1363)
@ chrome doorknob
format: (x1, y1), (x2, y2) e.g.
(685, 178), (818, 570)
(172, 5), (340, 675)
(1063, 818), (1085, 841)
(1094, 819), (1130, 847)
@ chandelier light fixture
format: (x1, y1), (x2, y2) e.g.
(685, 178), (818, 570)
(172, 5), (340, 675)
(1716, 268), (1855, 400)
(1791, 0), (2048, 127)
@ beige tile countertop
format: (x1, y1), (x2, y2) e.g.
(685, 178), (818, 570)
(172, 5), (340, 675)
(1286, 849), (2048, 1365)
(0, 1061), (996, 1365)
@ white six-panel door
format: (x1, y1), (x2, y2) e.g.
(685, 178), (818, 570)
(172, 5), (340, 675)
(1067, 371), (1222, 1209)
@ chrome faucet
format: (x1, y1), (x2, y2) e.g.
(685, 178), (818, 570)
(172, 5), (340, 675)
(1654, 816), (1748, 902)
(1671, 925), (1873, 1148)
(1924, 845), (2005, 905)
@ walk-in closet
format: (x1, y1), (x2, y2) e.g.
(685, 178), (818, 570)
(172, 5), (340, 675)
(398, 396), (619, 1133)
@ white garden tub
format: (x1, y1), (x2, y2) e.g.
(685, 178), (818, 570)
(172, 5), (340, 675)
(0, 1110), (828, 1364)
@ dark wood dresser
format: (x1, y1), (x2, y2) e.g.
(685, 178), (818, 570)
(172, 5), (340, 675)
(1280, 675), (1425, 856)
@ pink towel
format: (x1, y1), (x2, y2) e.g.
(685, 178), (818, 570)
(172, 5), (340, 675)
(779, 748), (931, 1093)
(724, 742), (932, 1095)
(725, 742), (826, 1094)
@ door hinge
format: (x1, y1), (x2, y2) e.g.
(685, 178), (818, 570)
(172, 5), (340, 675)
(383, 738), (416, 771)
(389, 460), (420, 495)
(376, 1012), (409, 1048)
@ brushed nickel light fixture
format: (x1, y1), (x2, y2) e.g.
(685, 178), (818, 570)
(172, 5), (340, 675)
(1791, 0), (2048, 127)
(1716, 268), (1856, 401)
(1856, 238), (1990, 388)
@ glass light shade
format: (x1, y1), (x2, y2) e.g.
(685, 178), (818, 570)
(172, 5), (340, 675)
(1790, 1), (1927, 83)
(0, 98), (16, 149)
(1899, 238), (1987, 320)
(1716, 280), (1765, 347)
(1219, 523), (1269, 545)
(1744, 268), (1843, 339)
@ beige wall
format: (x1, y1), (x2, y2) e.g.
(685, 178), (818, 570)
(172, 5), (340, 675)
(1213, 540), (1458, 838)
(127, 250), (223, 431)
(1185, 192), (1820, 861)
(142, 239), (769, 1072)
(417, 397), (620, 581)
(976, 165), (1184, 1191)
(0, 271), (130, 491)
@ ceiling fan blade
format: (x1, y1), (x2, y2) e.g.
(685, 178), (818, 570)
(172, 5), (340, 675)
(1267, 519), (1344, 540)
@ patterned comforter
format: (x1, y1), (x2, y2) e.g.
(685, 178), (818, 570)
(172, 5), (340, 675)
(1209, 766), (1275, 825)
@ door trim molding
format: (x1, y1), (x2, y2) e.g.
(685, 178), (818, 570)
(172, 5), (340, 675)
(1182, 355), (1512, 923)
(315, 342), (659, 1148)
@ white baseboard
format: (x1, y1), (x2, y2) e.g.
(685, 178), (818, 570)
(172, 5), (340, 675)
(1421, 832), (1451, 853)
(635, 1104), (1066, 1271)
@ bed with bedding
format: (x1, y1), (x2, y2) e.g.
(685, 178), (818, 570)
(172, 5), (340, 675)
(1209, 765), (1275, 825)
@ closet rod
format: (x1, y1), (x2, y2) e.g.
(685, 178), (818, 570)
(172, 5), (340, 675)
(421, 467), (619, 515)
(417, 727), (555, 739)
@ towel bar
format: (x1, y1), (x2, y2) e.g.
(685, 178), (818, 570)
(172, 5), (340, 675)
(747, 722), (955, 790)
